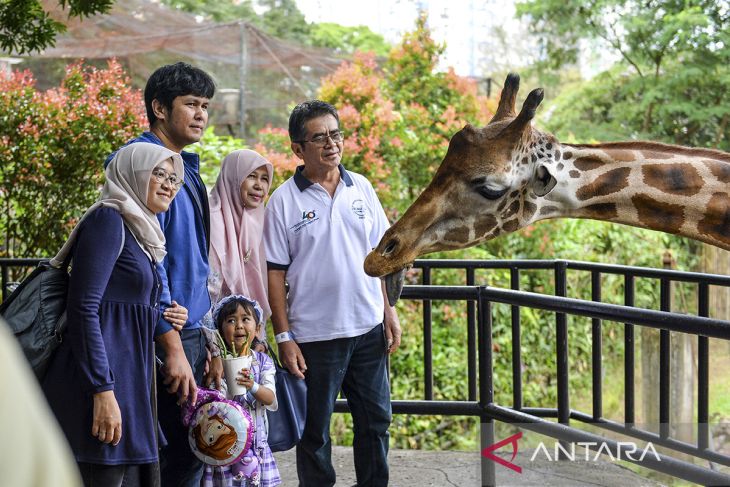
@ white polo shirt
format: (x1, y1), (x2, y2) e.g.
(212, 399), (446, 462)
(264, 165), (389, 343)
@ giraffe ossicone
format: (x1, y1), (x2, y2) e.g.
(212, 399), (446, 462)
(364, 73), (730, 305)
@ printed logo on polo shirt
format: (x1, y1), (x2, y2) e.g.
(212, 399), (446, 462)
(290, 209), (319, 233)
(351, 199), (366, 219)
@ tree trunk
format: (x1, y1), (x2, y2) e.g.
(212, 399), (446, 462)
(641, 251), (697, 442)
(702, 244), (730, 320)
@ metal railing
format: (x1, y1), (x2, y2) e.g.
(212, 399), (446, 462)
(3, 257), (730, 485)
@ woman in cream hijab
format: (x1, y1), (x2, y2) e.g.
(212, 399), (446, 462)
(43, 142), (185, 487)
(208, 150), (274, 346)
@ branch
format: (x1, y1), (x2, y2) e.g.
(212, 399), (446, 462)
(601, 19), (644, 78)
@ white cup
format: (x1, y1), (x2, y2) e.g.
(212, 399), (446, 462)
(222, 353), (253, 399)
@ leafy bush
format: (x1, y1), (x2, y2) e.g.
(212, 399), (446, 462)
(0, 59), (145, 259)
(187, 127), (247, 187)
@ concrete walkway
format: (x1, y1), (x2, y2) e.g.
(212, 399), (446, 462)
(273, 446), (664, 486)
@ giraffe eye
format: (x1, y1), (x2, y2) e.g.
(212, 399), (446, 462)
(476, 186), (508, 200)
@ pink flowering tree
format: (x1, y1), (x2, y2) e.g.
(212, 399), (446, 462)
(384, 13), (495, 199)
(0, 60), (145, 258)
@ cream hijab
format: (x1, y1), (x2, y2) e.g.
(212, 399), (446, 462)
(52, 143), (184, 266)
(208, 150), (274, 322)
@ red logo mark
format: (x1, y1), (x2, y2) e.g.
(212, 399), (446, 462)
(481, 431), (523, 473)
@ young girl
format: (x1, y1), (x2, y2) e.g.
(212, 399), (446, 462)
(203, 294), (281, 487)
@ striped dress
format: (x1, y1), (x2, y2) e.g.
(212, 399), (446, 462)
(203, 351), (281, 487)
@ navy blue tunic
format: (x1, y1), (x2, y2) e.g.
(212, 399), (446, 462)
(43, 207), (161, 465)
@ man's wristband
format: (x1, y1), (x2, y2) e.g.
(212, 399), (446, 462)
(274, 331), (294, 344)
(250, 382), (260, 394)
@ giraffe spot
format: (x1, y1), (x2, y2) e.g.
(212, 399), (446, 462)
(540, 205), (559, 215)
(705, 160), (730, 183)
(632, 194), (684, 234)
(502, 219), (520, 233)
(641, 151), (673, 160)
(563, 151), (573, 160)
(523, 201), (537, 220)
(555, 149), (561, 160)
(583, 203), (618, 220)
(475, 215), (497, 237)
(522, 157), (528, 165)
(610, 150), (635, 162)
(531, 154), (537, 163)
(576, 167), (631, 201)
(642, 163), (702, 196)
(569, 170), (580, 178)
(501, 200), (521, 220)
(448, 225), (471, 243)
(497, 198), (508, 212)
(573, 157), (603, 171)
(509, 190), (519, 198)
(698, 193), (730, 242)
(557, 163), (564, 170)
(546, 143), (553, 150)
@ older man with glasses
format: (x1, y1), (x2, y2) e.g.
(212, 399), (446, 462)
(264, 100), (402, 487)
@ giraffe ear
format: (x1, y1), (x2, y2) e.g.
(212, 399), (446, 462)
(488, 73), (520, 124)
(533, 164), (557, 196)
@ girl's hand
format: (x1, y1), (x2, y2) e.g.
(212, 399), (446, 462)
(163, 301), (188, 331)
(92, 390), (122, 445)
(236, 367), (255, 388)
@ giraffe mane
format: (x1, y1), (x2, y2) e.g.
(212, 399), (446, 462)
(568, 141), (730, 163)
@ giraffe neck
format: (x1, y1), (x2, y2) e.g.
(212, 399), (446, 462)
(542, 141), (730, 251)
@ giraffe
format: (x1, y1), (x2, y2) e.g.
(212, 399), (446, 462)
(364, 73), (730, 304)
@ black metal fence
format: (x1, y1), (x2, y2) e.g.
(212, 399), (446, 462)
(3, 257), (730, 485)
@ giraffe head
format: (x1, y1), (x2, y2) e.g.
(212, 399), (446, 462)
(365, 74), (559, 302)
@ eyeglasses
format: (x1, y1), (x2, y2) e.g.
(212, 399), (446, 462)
(151, 169), (183, 189)
(296, 130), (345, 147)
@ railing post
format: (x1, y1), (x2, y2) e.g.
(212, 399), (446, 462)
(698, 283), (710, 450)
(510, 267), (522, 410)
(591, 270), (602, 420)
(1, 262), (8, 301)
(554, 262), (570, 459)
(467, 267), (477, 401)
(423, 267), (433, 400)
(478, 287), (496, 486)
(660, 277), (671, 439)
(625, 274), (636, 427)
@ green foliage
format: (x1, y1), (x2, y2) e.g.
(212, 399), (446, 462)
(164, 0), (256, 22)
(310, 23), (390, 57)
(160, 0), (389, 54)
(0, 60), (145, 259)
(161, 0), (312, 43)
(516, 0), (728, 74)
(256, 0), (312, 44)
(517, 0), (730, 147)
(543, 61), (730, 151)
(187, 127), (247, 187)
(0, 0), (113, 54)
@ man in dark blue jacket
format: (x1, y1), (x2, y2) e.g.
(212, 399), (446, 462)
(106, 62), (218, 487)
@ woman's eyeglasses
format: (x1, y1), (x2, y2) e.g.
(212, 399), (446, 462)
(296, 130), (345, 147)
(151, 169), (183, 189)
